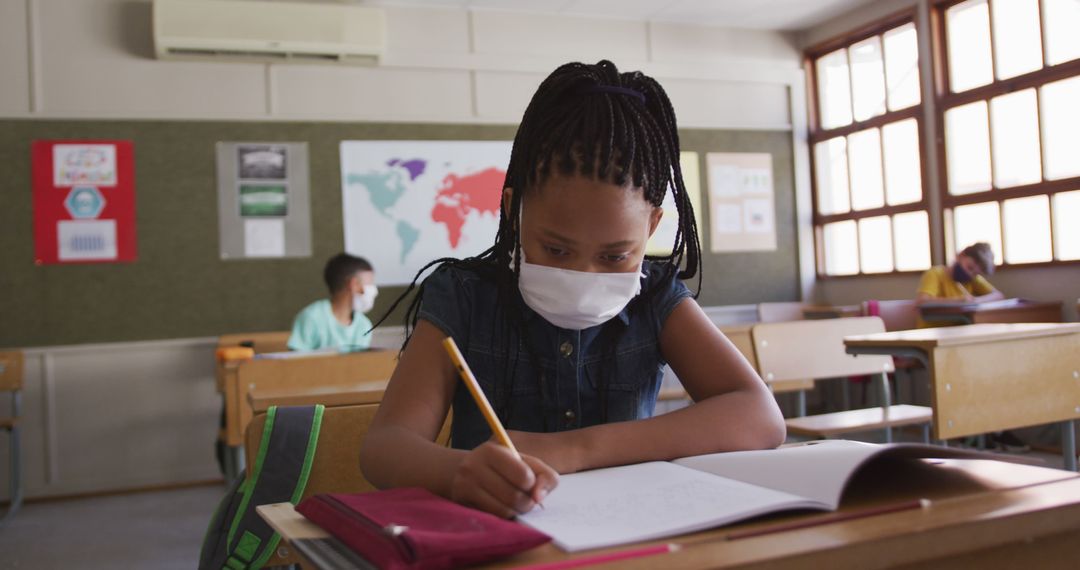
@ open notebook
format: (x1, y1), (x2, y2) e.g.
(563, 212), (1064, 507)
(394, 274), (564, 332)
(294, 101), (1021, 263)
(518, 440), (1013, 552)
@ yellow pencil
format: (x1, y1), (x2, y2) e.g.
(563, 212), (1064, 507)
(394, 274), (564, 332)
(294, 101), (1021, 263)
(442, 336), (521, 460)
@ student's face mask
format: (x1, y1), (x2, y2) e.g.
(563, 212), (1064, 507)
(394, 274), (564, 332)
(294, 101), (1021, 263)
(518, 257), (643, 330)
(513, 194), (648, 330)
(951, 263), (972, 284)
(353, 284), (379, 314)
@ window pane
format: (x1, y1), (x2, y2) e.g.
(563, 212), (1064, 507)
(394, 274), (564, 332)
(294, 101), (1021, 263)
(1044, 0), (1080, 65)
(1002, 195), (1052, 263)
(823, 220), (860, 275)
(1040, 76), (1080, 180)
(848, 128), (885, 210)
(946, 0), (994, 92)
(883, 23), (921, 110)
(1053, 190), (1080, 260)
(816, 49), (853, 129)
(814, 137), (850, 215)
(945, 101), (992, 194)
(991, 0), (1043, 79)
(882, 118), (922, 205)
(858, 216), (894, 273)
(952, 201), (1003, 263)
(990, 89), (1042, 188)
(849, 36), (886, 122)
(893, 211), (932, 271)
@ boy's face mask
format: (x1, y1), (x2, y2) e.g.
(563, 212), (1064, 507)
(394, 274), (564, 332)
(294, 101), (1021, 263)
(353, 284), (379, 314)
(518, 255), (643, 330)
(951, 263), (972, 284)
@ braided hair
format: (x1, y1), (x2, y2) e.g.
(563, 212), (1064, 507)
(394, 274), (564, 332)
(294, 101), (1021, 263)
(372, 60), (702, 425)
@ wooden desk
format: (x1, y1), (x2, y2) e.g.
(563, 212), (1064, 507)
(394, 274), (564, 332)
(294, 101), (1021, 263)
(247, 381), (389, 414)
(803, 304), (862, 320)
(920, 299), (1063, 325)
(258, 458), (1080, 569)
(845, 323), (1080, 470)
(217, 350), (397, 479)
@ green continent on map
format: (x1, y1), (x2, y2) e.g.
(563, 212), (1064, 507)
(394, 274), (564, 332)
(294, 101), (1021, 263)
(395, 220), (420, 263)
(348, 170), (406, 218)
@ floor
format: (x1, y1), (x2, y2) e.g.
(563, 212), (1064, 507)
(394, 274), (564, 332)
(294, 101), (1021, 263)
(0, 483), (226, 570)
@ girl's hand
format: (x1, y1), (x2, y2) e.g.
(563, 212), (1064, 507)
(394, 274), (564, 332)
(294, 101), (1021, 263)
(449, 441), (559, 518)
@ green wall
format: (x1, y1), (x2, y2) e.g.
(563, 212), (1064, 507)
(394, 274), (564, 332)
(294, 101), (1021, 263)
(0, 119), (797, 347)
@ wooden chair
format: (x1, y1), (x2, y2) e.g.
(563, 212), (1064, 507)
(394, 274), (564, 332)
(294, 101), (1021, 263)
(0, 351), (24, 523)
(751, 317), (932, 443)
(244, 404), (451, 567)
(861, 300), (919, 332)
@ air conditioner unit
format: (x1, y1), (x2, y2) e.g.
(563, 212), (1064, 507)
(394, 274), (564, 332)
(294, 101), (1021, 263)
(153, 0), (385, 65)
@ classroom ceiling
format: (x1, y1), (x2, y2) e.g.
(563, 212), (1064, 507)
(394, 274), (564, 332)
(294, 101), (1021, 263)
(359, 0), (880, 31)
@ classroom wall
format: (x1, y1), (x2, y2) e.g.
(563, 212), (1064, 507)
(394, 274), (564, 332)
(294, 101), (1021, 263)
(0, 0), (809, 500)
(0, 0), (801, 128)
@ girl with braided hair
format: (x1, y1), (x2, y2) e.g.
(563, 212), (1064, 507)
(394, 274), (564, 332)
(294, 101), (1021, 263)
(360, 60), (785, 518)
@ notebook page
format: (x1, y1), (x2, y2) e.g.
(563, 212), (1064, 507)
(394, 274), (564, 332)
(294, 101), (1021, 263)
(517, 461), (822, 552)
(672, 440), (883, 509)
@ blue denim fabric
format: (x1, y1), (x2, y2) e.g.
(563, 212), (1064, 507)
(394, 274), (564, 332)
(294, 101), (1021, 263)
(417, 261), (692, 450)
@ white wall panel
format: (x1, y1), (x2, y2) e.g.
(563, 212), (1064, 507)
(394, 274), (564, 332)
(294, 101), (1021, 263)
(384, 5), (471, 54)
(273, 66), (473, 121)
(0, 0), (31, 114)
(473, 70), (545, 122)
(650, 23), (799, 66)
(664, 80), (791, 129)
(0, 339), (219, 500)
(37, 0), (266, 119)
(471, 11), (648, 63)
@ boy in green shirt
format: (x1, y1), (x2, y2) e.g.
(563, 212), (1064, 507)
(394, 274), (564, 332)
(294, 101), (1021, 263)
(288, 253), (378, 352)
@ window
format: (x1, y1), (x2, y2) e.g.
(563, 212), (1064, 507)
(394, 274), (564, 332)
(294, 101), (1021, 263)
(809, 18), (930, 276)
(807, 1), (1080, 277)
(939, 0), (1080, 266)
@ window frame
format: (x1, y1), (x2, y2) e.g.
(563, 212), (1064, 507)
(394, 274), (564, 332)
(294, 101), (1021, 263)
(932, 0), (1080, 269)
(806, 10), (932, 278)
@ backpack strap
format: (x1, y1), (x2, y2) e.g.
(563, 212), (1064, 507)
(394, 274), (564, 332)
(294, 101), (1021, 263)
(202, 405), (323, 570)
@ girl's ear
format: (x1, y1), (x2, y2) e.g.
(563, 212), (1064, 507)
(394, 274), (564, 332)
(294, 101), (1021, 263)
(502, 187), (516, 220)
(647, 206), (663, 238)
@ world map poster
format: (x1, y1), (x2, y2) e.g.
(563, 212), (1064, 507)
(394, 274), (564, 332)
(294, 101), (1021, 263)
(340, 141), (513, 285)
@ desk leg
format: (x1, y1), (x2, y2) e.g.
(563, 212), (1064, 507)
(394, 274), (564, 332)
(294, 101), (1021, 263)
(796, 391), (807, 417)
(1063, 420), (1077, 472)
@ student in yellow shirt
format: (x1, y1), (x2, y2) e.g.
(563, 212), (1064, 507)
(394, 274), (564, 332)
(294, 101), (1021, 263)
(914, 242), (1027, 452)
(915, 242), (1004, 323)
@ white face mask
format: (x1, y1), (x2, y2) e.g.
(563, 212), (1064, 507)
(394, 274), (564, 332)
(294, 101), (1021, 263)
(518, 257), (643, 330)
(352, 284), (378, 314)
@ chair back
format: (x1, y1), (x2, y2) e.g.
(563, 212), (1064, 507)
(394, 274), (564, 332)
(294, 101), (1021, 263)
(244, 404), (452, 499)
(751, 316), (893, 383)
(862, 300), (919, 332)
(757, 302), (806, 323)
(0, 351), (24, 392)
(217, 331), (291, 354)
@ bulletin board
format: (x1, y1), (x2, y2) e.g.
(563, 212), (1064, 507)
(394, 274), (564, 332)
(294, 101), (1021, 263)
(0, 119), (798, 348)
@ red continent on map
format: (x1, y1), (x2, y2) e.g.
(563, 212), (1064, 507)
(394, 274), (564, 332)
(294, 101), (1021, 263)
(431, 167), (505, 248)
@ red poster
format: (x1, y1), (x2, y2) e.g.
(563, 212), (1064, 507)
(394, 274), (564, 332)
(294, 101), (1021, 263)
(32, 140), (137, 264)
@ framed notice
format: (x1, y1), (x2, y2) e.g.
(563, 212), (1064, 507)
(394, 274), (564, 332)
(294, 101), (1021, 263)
(707, 152), (777, 252)
(216, 142), (311, 259)
(32, 140), (138, 264)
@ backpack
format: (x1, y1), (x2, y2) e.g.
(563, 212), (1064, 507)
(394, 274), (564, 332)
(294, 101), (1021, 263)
(200, 405), (324, 570)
